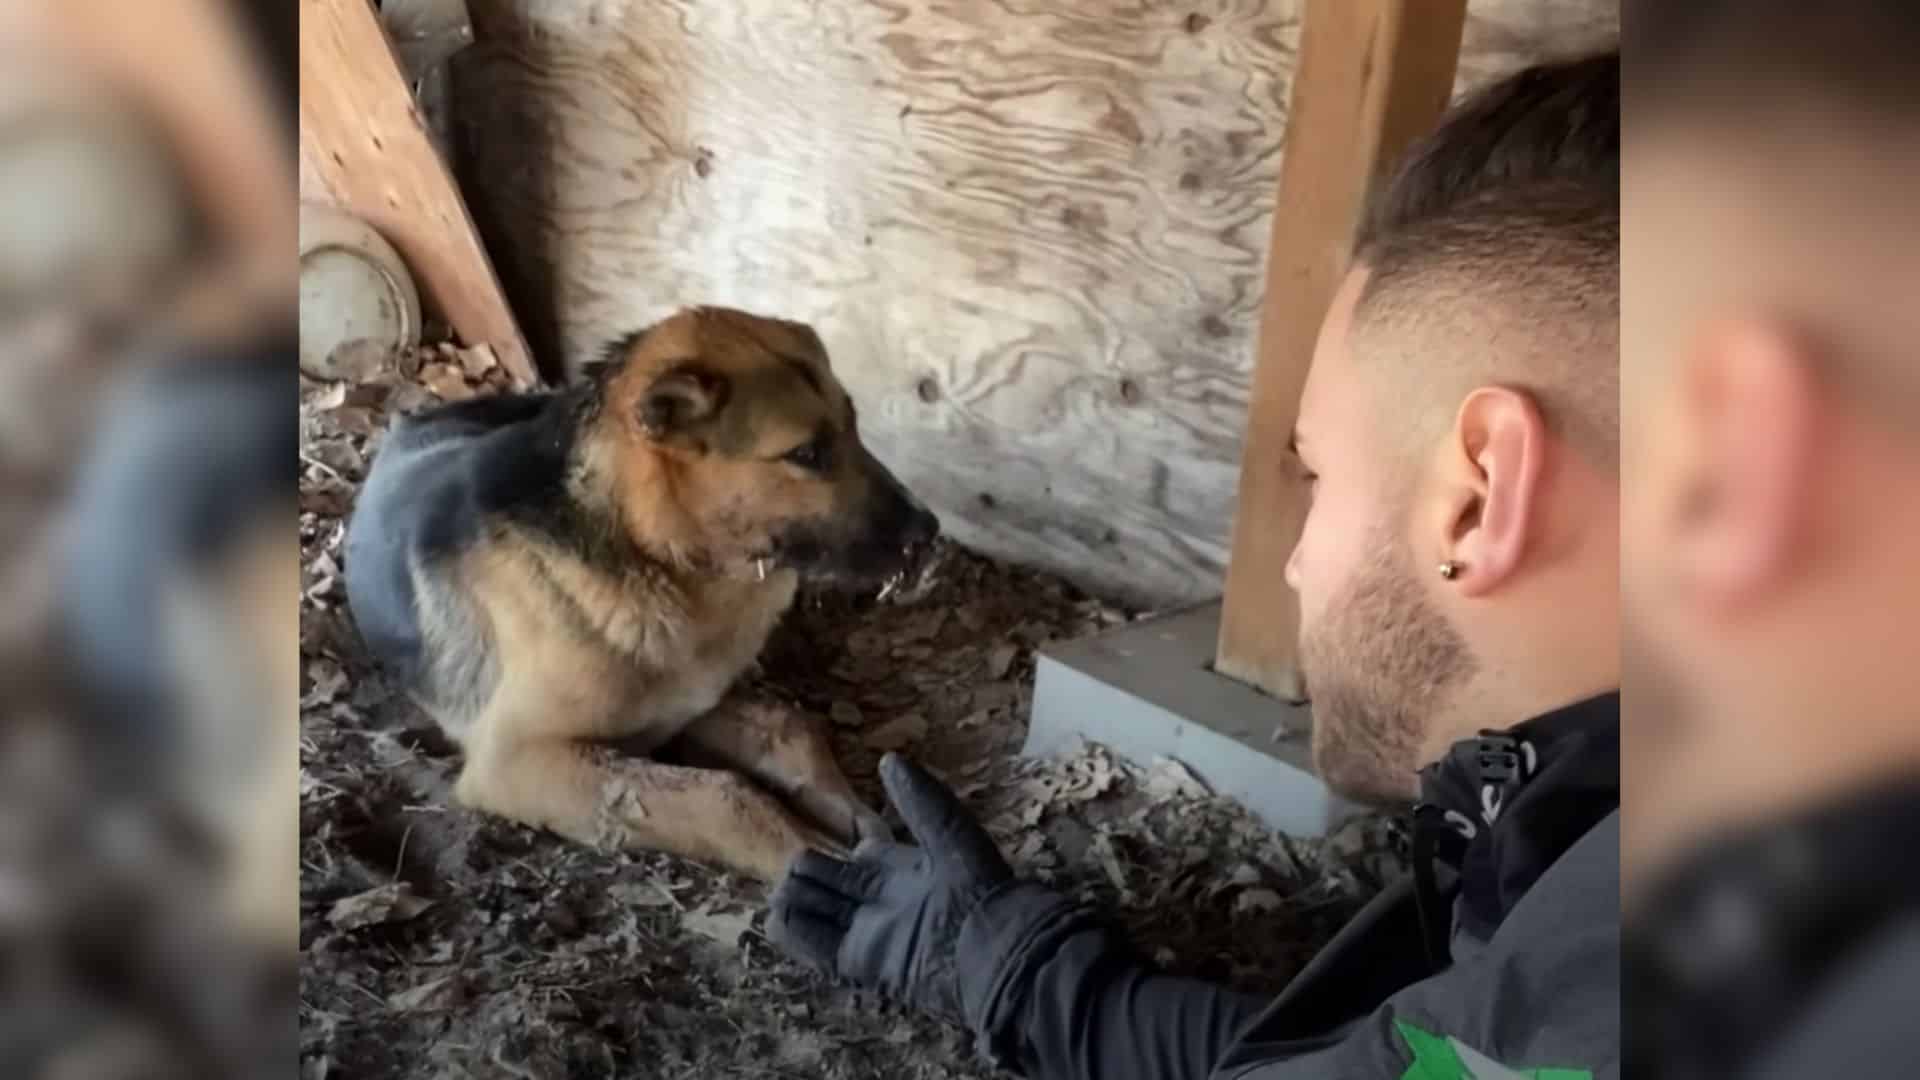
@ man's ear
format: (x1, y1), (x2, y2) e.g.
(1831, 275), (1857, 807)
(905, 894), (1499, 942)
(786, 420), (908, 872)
(638, 365), (730, 439)
(1665, 317), (1815, 607)
(1436, 386), (1548, 597)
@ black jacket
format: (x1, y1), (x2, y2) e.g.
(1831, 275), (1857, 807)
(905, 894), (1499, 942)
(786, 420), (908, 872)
(1624, 777), (1920, 1079)
(959, 693), (1621, 1079)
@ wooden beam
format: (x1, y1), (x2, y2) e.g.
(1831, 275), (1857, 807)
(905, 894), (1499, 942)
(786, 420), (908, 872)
(0, 0), (295, 267)
(1214, 0), (1467, 699)
(298, 0), (535, 386)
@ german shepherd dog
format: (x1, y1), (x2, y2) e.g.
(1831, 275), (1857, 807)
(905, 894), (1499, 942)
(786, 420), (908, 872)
(344, 307), (938, 881)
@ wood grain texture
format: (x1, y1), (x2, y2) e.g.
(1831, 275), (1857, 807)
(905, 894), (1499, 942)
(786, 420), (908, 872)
(1215, 0), (1467, 700)
(299, 0), (535, 386)
(453, 0), (1617, 606)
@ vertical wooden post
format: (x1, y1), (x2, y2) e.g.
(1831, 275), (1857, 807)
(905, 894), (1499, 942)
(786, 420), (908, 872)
(1214, 0), (1467, 699)
(299, 0), (536, 386)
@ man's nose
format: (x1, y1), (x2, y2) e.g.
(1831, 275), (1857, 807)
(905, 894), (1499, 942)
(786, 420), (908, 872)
(1283, 541), (1304, 593)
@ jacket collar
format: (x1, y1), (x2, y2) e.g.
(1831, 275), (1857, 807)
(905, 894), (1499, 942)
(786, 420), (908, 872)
(1624, 777), (1920, 1076)
(1413, 691), (1621, 947)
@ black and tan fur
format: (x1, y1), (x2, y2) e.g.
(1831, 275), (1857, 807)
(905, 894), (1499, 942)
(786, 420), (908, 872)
(344, 308), (938, 881)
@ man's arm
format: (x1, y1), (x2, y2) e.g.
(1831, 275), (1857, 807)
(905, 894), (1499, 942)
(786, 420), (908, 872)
(965, 885), (1271, 1079)
(768, 754), (1268, 1080)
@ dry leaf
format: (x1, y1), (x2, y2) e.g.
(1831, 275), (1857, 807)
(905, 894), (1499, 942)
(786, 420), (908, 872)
(899, 608), (949, 644)
(1145, 757), (1211, 801)
(305, 555), (344, 606)
(1235, 888), (1283, 916)
(388, 383), (435, 414)
(863, 712), (926, 752)
(396, 347), (425, 380)
(607, 882), (678, 908)
(388, 974), (461, 1012)
(305, 436), (365, 479)
(830, 700), (864, 729)
(684, 904), (755, 947)
(985, 643), (1018, 680)
(304, 552), (343, 605)
(1090, 832), (1129, 895)
(418, 362), (473, 401)
(970, 682), (1018, 713)
(345, 380), (394, 409)
(301, 478), (353, 517)
(1011, 833), (1048, 863)
(1052, 746), (1121, 804)
(847, 628), (888, 659)
(328, 882), (434, 930)
(302, 662), (349, 709)
(329, 406), (377, 437)
(456, 343), (499, 379)
(309, 381), (348, 410)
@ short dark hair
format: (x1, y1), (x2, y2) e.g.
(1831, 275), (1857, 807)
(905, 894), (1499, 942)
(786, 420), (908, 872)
(1350, 47), (1621, 464)
(1356, 49), (1619, 257)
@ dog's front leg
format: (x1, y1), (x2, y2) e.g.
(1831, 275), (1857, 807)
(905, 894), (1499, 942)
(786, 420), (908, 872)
(453, 731), (841, 882)
(671, 696), (893, 848)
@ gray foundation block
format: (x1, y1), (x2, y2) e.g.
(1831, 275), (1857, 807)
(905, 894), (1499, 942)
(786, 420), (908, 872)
(1023, 601), (1360, 837)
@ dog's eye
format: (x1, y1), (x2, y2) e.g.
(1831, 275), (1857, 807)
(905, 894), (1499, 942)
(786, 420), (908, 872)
(782, 438), (830, 472)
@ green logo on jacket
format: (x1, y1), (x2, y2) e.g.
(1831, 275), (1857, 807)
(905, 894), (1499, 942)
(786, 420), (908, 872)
(1395, 1020), (1593, 1080)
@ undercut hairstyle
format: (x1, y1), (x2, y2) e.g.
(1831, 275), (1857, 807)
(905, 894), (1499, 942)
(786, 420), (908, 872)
(1351, 47), (1620, 465)
(1356, 49), (1619, 254)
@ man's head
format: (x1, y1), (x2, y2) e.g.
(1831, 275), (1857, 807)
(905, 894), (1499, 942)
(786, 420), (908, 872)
(1288, 49), (1620, 805)
(1621, 1), (1920, 891)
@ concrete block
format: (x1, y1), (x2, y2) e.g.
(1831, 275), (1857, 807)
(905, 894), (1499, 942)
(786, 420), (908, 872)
(1023, 601), (1360, 836)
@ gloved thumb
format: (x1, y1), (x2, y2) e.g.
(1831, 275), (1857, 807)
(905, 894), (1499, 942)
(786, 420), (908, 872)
(879, 753), (1011, 886)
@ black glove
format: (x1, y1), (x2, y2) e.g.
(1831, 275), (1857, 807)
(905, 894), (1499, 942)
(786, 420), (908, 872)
(767, 752), (1016, 1022)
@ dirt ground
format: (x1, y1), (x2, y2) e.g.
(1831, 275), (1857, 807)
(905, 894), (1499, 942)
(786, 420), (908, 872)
(298, 346), (1406, 1079)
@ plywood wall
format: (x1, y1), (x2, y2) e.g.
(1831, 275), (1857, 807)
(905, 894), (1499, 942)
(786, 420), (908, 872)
(452, 0), (1617, 606)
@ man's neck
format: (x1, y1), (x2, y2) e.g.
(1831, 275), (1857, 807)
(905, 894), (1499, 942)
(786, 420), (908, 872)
(1423, 672), (1620, 768)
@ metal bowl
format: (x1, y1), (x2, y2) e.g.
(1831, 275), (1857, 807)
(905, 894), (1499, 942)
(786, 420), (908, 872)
(298, 202), (420, 381)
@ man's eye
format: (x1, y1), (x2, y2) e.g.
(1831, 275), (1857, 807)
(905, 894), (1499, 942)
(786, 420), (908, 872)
(782, 439), (829, 471)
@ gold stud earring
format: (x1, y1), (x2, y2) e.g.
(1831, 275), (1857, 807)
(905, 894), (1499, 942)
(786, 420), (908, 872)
(1438, 560), (1462, 580)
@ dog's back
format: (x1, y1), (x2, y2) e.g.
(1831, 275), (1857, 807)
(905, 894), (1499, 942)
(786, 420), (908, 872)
(344, 393), (551, 721)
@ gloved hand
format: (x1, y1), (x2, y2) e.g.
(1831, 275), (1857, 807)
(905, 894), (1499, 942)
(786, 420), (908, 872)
(767, 752), (1015, 1022)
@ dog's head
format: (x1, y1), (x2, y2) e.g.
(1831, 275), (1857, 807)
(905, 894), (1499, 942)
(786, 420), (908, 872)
(587, 307), (938, 586)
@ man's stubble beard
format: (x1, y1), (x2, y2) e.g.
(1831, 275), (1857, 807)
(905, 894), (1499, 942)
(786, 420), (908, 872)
(1299, 525), (1479, 806)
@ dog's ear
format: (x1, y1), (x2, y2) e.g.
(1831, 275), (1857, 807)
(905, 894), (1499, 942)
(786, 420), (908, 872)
(587, 319), (667, 385)
(638, 364), (729, 438)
